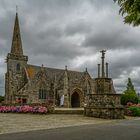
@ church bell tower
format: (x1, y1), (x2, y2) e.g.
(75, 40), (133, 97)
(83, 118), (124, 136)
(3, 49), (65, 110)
(5, 12), (28, 104)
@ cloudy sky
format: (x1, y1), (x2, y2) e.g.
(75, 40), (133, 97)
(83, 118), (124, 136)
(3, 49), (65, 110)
(0, 0), (140, 95)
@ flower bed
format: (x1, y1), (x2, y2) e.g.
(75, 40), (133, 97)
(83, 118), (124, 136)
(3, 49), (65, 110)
(0, 105), (48, 114)
(126, 102), (140, 116)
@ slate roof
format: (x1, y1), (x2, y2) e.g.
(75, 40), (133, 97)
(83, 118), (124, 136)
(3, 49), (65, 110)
(25, 64), (86, 84)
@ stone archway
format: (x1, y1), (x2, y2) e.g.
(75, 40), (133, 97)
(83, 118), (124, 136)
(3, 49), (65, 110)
(71, 91), (80, 107)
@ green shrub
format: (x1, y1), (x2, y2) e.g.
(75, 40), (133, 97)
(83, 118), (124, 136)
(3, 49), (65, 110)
(121, 94), (139, 105)
(128, 106), (140, 116)
(138, 97), (140, 103)
(121, 78), (138, 105)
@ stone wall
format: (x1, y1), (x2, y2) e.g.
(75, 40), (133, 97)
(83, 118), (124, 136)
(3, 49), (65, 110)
(84, 94), (124, 119)
(94, 78), (116, 94)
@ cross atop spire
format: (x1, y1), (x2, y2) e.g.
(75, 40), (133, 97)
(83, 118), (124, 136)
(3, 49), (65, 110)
(10, 11), (23, 55)
(16, 5), (18, 13)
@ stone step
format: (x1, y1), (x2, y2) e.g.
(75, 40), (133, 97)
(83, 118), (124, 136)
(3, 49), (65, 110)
(54, 108), (84, 114)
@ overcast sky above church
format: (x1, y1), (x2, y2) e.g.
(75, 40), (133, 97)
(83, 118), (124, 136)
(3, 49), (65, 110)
(0, 0), (140, 95)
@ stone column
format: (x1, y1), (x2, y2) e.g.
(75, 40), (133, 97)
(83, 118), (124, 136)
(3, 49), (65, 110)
(100, 50), (106, 78)
(63, 66), (69, 107)
(53, 74), (57, 106)
(98, 64), (100, 78)
(106, 62), (108, 78)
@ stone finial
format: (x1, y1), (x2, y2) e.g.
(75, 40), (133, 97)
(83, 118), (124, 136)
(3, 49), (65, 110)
(65, 65), (67, 70)
(41, 64), (44, 71)
(100, 50), (106, 78)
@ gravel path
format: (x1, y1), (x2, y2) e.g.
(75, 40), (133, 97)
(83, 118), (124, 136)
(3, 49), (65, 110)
(0, 113), (118, 134)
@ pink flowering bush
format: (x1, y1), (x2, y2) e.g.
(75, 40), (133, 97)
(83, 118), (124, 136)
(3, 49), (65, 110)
(126, 102), (140, 108)
(126, 102), (133, 107)
(0, 105), (48, 114)
(38, 106), (48, 113)
(126, 102), (140, 116)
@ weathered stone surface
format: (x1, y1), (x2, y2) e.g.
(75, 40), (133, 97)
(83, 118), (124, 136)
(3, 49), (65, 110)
(95, 78), (116, 94)
(84, 108), (124, 119)
(84, 94), (124, 119)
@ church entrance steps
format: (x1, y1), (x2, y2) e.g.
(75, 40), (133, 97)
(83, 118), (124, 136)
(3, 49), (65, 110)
(54, 108), (84, 114)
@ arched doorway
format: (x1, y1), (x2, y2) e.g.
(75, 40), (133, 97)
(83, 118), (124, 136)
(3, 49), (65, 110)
(71, 92), (80, 107)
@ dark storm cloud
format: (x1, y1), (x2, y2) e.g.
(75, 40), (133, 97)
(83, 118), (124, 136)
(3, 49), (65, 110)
(83, 26), (140, 49)
(0, 0), (140, 95)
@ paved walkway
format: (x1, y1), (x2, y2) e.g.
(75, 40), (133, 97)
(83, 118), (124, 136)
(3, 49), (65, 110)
(0, 113), (119, 134)
(1, 118), (140, 140)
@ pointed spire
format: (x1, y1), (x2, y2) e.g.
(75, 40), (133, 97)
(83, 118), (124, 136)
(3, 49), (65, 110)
(11, 11), (23, 55)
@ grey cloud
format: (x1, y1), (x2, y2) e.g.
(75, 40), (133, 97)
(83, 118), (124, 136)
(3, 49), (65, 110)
(64, 20), (91, 36)
(1, 0), (140, 95)
(83, 26), (140, 49)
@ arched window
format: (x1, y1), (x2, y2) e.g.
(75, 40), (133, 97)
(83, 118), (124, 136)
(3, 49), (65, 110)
(39, 89), (47, 99)
(16, 63), (20, 71)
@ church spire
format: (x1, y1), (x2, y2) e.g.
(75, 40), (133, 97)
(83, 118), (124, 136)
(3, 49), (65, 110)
(11, 11), (23, 55)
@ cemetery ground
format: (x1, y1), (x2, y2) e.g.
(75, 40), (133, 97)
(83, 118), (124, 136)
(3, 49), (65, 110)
(0, 113), (137, 135)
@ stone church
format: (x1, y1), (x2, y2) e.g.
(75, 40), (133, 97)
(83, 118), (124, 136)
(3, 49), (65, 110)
(5, 12), (115, 108)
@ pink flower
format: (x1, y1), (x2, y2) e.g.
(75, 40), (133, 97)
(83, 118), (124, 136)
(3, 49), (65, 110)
(127, 102), (133, 107)
(0, 105), (48, 114)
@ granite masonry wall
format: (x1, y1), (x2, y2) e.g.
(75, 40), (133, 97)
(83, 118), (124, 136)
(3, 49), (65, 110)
(84, 94), (124, 119)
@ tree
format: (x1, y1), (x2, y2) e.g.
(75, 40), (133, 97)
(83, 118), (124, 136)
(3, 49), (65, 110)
(121, 78), (138, 105)
(125, 78), (136, 94)
(0, 96), (4, 103)
(114, 0), (140, 26)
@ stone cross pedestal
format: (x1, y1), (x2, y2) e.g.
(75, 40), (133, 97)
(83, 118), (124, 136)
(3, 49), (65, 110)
(84, 50), (124, 119)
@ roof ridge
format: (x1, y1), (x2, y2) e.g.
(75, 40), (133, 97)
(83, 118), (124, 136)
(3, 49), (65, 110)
(27, 64), (84, 73)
